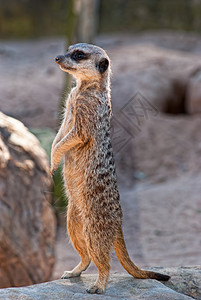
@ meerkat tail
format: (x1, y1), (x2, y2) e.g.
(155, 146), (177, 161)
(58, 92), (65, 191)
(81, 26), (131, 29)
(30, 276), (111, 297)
(114, 229), (170, 282)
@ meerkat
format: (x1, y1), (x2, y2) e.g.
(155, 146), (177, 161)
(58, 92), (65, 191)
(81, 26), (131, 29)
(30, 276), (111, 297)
(51, 43), (170, 294)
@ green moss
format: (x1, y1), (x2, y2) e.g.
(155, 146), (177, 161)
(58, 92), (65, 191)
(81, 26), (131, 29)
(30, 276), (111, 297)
(29, 128), (55, 162)
(52, 164), (67, 216)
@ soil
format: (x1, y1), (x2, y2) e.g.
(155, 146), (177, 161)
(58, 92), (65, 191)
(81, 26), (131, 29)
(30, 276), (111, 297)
(0, 32), (201, 280)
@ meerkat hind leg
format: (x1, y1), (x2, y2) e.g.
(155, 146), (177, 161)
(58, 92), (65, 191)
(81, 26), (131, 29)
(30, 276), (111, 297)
(61, 237), (91, 279)
(61, 207), (91, 279)
(86, 261), (110, 294)
(86, 247), (110, 294)
(61, 249), (90, 279)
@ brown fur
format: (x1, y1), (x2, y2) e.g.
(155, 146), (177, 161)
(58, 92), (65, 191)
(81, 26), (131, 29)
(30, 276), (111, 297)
(51, 43), (170, 294)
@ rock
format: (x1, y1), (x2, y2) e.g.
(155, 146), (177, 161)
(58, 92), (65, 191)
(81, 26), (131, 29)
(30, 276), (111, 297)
(164, 266), (201, 299)
(0, 112), (56, 288)
(186, 69), (201, 114)
(0, 267), (200, 299)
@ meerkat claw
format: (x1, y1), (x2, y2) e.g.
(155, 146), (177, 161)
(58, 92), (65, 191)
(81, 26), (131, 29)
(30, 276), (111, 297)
(86, 286), (104, 294)
(61, 271), (81, 279)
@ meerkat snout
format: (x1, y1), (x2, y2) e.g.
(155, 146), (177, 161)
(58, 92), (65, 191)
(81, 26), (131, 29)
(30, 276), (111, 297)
(55, 55), (65, 63)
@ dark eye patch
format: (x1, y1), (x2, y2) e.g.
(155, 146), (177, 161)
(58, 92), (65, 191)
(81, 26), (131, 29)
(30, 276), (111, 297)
(71, 50), (89, 61)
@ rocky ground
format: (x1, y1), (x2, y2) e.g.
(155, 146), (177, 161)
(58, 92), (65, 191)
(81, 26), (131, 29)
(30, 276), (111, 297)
(1, 267), (201, 299)
(0, 32), (201, 282)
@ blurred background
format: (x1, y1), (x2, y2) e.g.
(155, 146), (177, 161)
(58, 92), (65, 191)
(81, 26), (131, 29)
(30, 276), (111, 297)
(0, 0), (201, 289)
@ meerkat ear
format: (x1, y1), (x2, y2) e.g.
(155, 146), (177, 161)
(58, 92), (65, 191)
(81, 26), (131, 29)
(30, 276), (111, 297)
(97, 58), (109, 74)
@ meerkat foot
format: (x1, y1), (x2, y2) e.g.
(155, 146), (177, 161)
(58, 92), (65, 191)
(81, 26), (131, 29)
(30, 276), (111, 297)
(86, 285), (104, 294)
(61, 270), (81, 279)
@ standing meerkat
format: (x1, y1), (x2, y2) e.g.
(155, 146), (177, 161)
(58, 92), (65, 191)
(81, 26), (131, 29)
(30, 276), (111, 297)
(51, 43), (170, 294)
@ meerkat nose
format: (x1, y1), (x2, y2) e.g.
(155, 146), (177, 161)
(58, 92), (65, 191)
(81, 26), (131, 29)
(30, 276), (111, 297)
(55, 55), (64, 63)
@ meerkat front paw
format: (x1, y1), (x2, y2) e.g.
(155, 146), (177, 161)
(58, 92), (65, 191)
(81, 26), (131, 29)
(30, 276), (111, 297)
(50, 165), (56, 176)
(50, 160), (60, 175)
(86, 285), (104, 294)
(61, 270), (81, 279)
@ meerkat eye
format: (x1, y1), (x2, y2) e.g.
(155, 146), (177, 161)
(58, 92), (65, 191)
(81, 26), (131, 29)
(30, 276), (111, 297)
(71, 50), (86, 61)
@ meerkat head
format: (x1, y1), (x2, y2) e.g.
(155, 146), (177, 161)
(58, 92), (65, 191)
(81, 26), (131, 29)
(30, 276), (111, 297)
(55, 43), (110, 81)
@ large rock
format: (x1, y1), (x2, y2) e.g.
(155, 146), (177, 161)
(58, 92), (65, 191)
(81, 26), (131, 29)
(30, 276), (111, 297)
(0, 267), (200, 299)
(0, 112), (56, 288)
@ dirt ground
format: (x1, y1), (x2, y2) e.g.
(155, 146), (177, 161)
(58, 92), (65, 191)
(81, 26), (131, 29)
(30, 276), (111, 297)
(0, 32), (201, 280)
